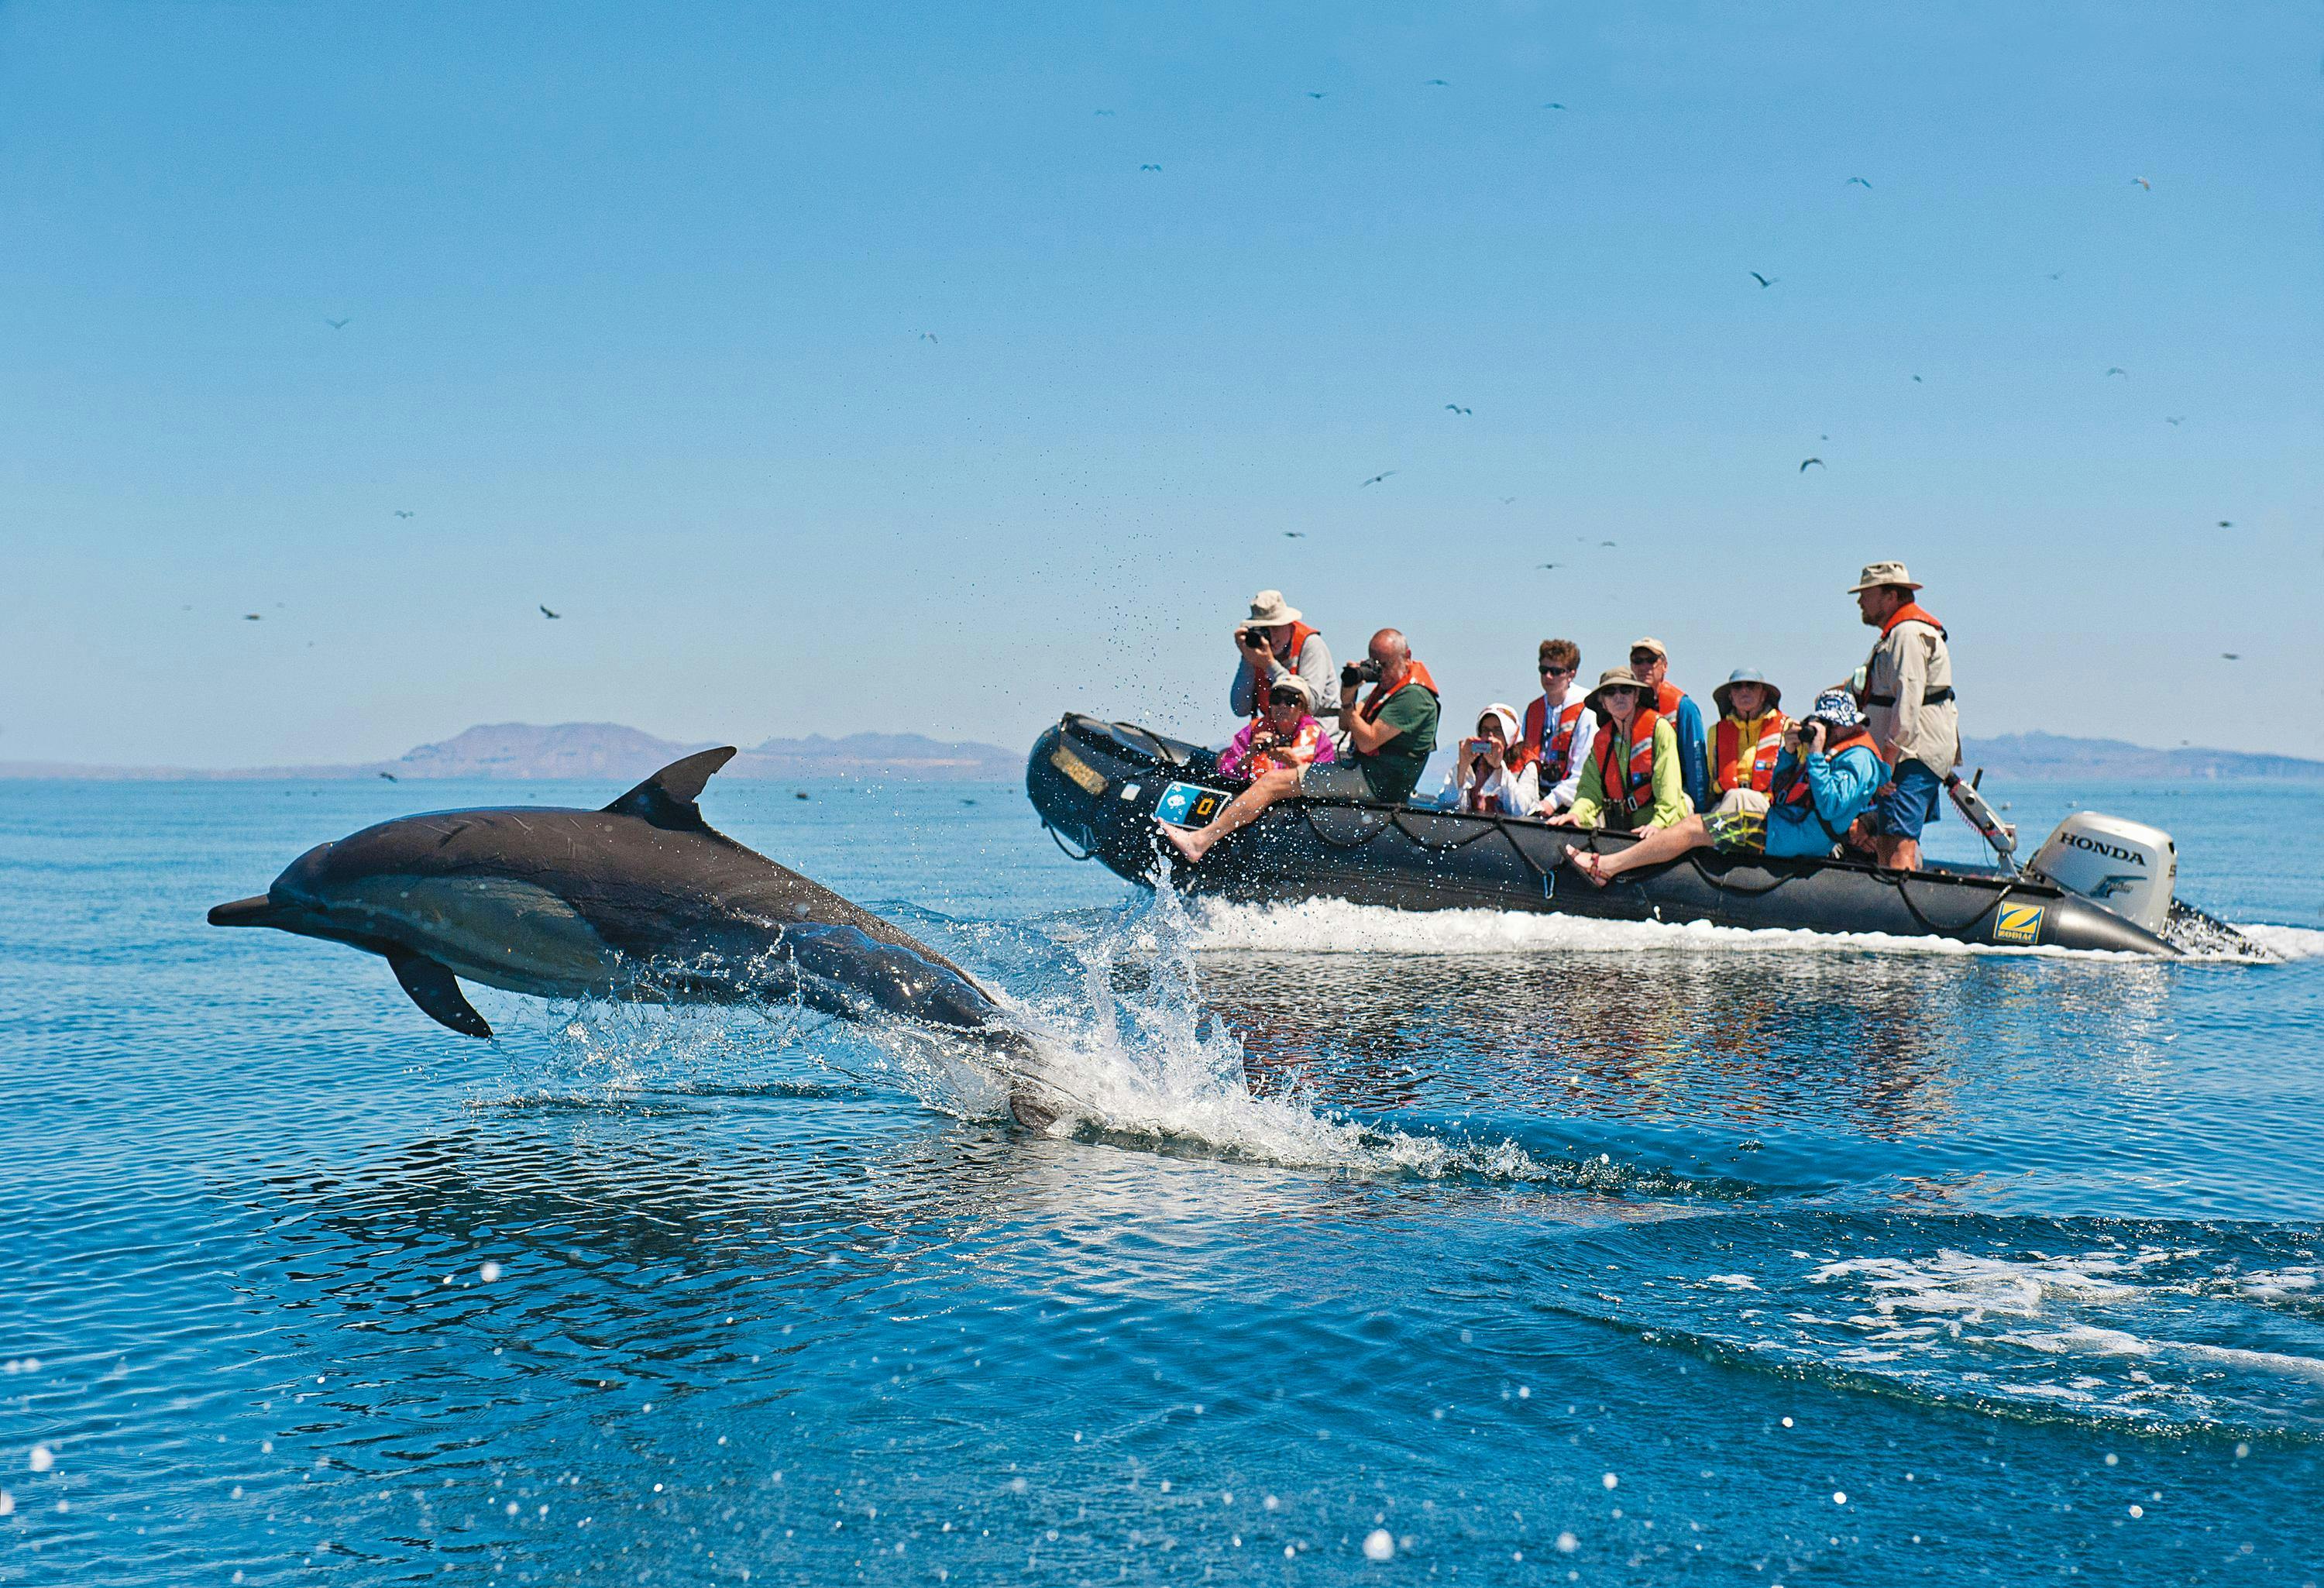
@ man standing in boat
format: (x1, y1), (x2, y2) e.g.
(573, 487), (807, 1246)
(1161, 628), (1438, 864)
(1231, 590), (1338, 724)
(1848, 561), (1960, 874)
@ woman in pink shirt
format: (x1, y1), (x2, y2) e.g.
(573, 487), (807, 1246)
(1219, 675), (1336, 783)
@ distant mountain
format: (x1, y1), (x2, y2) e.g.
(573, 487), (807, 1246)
(1962, 732), (2324, 782)
(0, 721), (1023, 782)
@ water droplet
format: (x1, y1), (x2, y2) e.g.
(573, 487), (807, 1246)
(1601, 1473), (1618, 1490)
(479, 1261), (504, 1283)
(1557, 1531), (1579, 1553)
(1363, 1529), (1394, 1561)
(27, 1446), (53, 1473)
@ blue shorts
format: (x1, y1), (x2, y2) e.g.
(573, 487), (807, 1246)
(1872, 758), (1944, 840)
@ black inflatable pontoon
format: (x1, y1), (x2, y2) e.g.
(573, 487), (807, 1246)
(1026, 713), (2185, 956)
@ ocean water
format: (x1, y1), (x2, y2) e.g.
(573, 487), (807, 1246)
(2, 775), (2321, 1586)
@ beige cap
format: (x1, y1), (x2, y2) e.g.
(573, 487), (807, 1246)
(1584, 667), (1650, 712)
(1846, 561), (1922, 593)
(1627, 635), (1669, 662)
(1245, 589), (1303, 625)
(1263, 672), (1317, 709)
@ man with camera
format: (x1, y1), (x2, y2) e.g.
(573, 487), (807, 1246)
(1230, 590), (1337, 724)
(1161, 628), (1439, 864)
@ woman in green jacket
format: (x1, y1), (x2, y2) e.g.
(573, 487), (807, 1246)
(1545, 669), (1690, 833)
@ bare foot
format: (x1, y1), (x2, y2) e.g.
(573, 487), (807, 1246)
(1157, 823), (1207, 863)
(1566, 847), (1612, 888)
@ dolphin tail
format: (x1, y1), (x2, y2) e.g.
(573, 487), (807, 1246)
(387, 950), (494, 1039)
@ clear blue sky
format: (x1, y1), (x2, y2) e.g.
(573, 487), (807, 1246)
(4, 2), (2317, 767)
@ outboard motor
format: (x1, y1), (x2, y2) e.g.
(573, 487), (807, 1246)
(2026, 813), (2178, 937)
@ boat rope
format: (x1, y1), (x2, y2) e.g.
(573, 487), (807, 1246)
(1684, 852), (1796, 898)
(1044, 820), (1097, 863)
(1893, 871), (2013, 937)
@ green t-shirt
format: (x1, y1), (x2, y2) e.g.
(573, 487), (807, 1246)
(1353, 685), (1441, 804)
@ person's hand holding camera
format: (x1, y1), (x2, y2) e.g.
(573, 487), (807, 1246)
(1236, 626), (1275, 670)
(1796, 719), (1827, 754)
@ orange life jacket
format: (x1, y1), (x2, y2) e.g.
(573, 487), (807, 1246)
(1649, 679), (1687, 719)
(1359, 658), (1440, 722)
(1277, 620), (1322, 669)
(1521, 695), (1585, 784)
(1879, 601), (1945, 641)
(1714, 711), (1789, 795)
(1590, 708), (1662, 816)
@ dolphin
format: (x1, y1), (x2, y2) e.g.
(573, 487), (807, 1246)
(208, 748), (1056, 1126)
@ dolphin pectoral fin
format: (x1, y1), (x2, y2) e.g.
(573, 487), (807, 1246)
(603, 747), (738, 831)
(386, 950), (494, 1039)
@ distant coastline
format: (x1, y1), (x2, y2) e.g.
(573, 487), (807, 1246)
(0, 722), (1021, 783)
(3, 721), (2320, 783)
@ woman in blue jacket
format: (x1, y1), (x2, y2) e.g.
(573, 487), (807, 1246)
(1569, 690), (1886, 885)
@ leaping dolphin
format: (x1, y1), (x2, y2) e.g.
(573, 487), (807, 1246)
(208, 748), (1056, 1126)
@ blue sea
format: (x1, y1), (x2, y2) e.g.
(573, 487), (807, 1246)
(3, 775), (2321, 1585)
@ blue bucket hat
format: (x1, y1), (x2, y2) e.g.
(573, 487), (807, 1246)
(1712, 669), (1783, 717)
(1806, 688), (1865, 731)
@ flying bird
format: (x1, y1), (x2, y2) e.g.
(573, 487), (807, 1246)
(2217, 521), (2233, 528)
(2222, 652), (2240, 660)
(540, 605), (561, 619)
(1306, 91), (1327, 99)
(1750, 272), (1777, 288)
(377, 771), (398, 782)
(1912, 375), (1923, 383)
(2133, 177), (2151, 191)
(1599, 539), (1618, 548)
(1283, 531), (1305, 538)
(1501, 497), (1518, 504)
(2166, 416), (2184, 425)
(325, 318), (351, 329)
(1845, 176), (1872, 188)
(1444, 404), (1470, 416)
(243, 613), (262, 621)
(1543, 101), (1566, 110)
(1359, 470), (1397, 488)
(1139, 163), (1161, 172)
(1536, 562), (1560, 570)
(394, 509), (414, 519)
(2106, 367), (2127, 377)
(1424, 78), (1449, 86)
(2047, 271), (2064, 281)
(793, 790), (811, 800)
(1800, 458), (1825, 471)
(1094, 109), (1114, 117)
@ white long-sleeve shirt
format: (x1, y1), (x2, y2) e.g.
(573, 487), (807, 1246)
(1427, 757), (1543, 817)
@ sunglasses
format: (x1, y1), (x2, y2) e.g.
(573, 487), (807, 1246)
(1267, 693), (1305, 707)
(1628, 654), (1661, 668)
(1538, 665), (1575, 677)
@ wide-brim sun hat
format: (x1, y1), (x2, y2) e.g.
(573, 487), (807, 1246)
(1244, 589), (1303, 626)
(1264, 673), (1316, 710)
(1584, 667), (1649, 712)
(1845, 561), (1922, 593)
(1712, 668), (1783, 717)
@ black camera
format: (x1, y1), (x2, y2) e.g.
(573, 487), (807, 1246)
(1241, 627), (1271, 649)
(1341, 658), (1382, 689)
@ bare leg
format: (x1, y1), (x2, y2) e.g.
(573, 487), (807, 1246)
(1157, 766), (1301, 863)
(1568, 814), (1711, 886)
(1875, 835), (1922, 872)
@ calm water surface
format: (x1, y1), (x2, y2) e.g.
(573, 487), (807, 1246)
(3, 776), (2321, 1585)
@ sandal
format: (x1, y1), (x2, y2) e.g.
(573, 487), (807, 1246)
(1566, 847), (1614, 889)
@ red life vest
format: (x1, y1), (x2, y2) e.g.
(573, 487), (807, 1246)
(1879, 601), (1946, 641)
(1714, 712), (1789, 794)
(1521, 695), (1584, 784)
(1359, 658), (1440, 722)
(1590, 707), (1662, 816)
(1649, 679), (1686, 719)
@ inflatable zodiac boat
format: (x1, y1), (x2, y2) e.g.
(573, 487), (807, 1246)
(1027, 714), (2260, 958)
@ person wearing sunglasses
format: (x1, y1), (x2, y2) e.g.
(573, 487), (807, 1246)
(1518, 638), (1595, 814)
(1217, 674), (1336, 784)
(1626, 636), (1713, 815)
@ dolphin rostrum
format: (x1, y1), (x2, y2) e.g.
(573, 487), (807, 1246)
(208, 748), (1055, 1126)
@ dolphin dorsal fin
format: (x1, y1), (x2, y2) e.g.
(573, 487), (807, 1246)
(603, 747), (737, 830)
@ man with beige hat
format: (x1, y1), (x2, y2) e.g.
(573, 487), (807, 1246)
(1848, 560), (1959, 872)
(1230, 589), (1337, 724)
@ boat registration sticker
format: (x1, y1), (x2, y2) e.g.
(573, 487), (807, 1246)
(1153, 782), (1229, 828)
(1048, 742), (1107, 795)
(1992, 902), (2045, 946)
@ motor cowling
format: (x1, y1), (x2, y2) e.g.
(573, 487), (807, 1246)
(2026, 813), (2177, 936)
